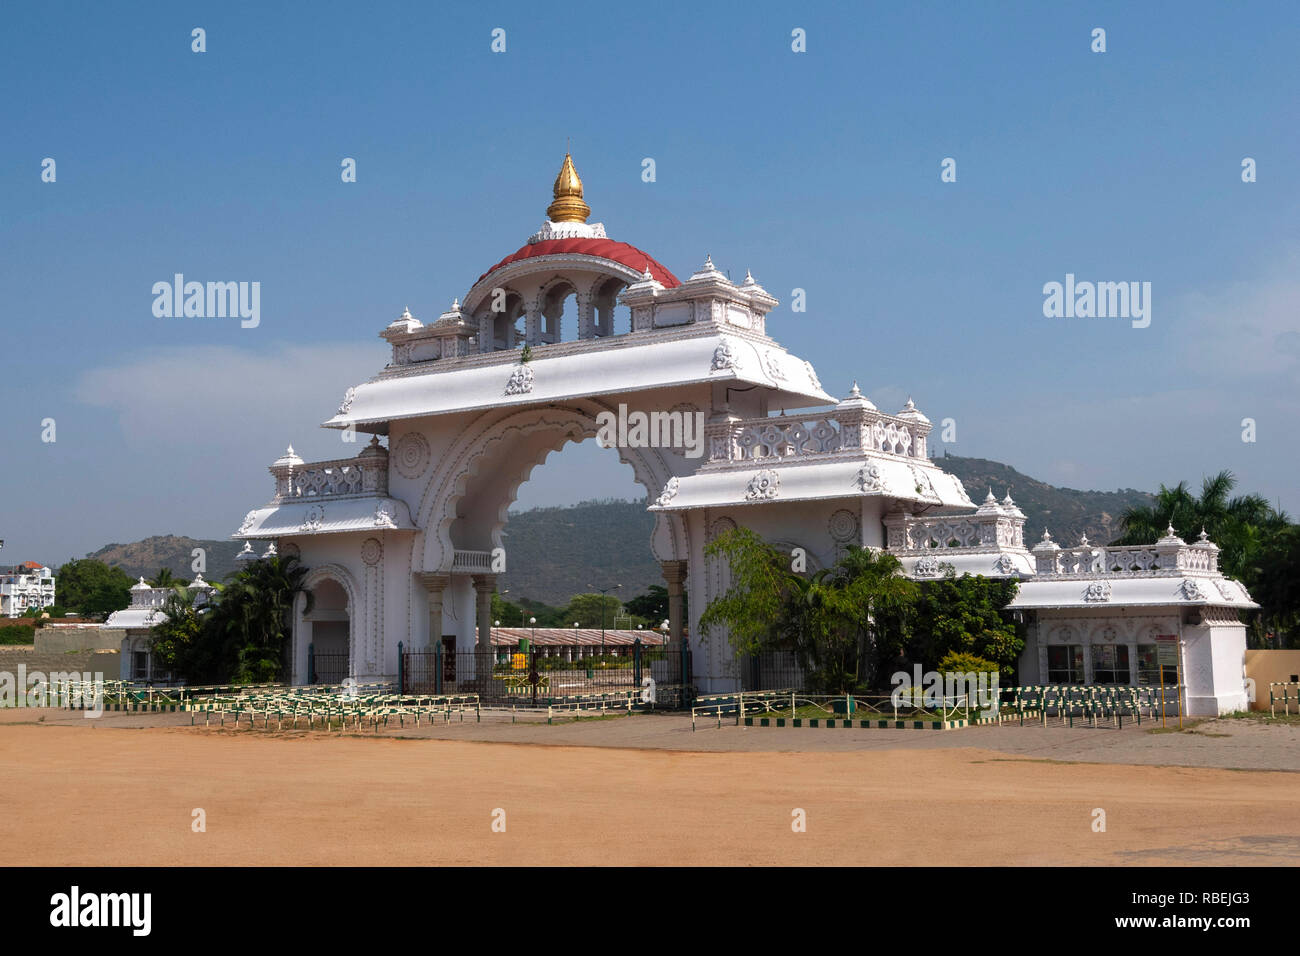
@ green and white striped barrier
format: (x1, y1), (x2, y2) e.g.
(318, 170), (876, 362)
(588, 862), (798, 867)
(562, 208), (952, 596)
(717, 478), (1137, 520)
(742, 716), (966, 730)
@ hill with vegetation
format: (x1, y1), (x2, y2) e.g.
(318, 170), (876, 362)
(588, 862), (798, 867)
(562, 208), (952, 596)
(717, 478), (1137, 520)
(936, 454), (1152, 546)
(79, 458), (1153, 606)
(84, 535), (245, 584)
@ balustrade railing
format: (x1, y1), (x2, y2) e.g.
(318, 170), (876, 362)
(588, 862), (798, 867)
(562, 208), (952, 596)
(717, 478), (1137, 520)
(452, 550), (494, 573)
(1035, 542), (1218, 577)
(885, 515), (1025, 552)
(270, 450), (388, 502)
(705, 408), (927, 465)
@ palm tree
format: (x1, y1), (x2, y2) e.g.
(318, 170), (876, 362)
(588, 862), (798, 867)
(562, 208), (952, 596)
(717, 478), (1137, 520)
(1114, 470), (1289, 582)
(152, 583), (221, 680)
(812, 546), (917, 691)
(217, 554), (312, 683)
(149, 567), (181, 589)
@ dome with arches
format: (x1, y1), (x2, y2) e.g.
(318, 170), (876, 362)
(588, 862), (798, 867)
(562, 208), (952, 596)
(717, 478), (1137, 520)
(460, 154), (680, 346)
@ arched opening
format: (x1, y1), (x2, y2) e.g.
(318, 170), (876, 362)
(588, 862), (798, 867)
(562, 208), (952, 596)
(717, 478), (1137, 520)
(490, 436), (671, 690)
(304, 577), (351, 684)
(489, 292), (525, 350)
(417, 403), (692, 700)
(539, 280), (576, 344)
(593, 276), (628, 337)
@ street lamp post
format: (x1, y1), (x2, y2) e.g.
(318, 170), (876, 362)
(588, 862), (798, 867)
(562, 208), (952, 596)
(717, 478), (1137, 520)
(529, 616), (538, 705)
(588, 583), (622, 665)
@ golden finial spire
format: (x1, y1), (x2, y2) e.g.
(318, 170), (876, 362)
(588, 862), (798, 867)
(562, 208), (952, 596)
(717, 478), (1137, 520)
(547, 153), (591, 223)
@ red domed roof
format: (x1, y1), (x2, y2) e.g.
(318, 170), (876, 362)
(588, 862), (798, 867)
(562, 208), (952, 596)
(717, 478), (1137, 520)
(476, 238), (681, 288)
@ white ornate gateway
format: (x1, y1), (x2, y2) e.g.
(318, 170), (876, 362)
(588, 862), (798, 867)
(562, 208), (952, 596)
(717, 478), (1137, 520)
(230, 156), (1255, 713)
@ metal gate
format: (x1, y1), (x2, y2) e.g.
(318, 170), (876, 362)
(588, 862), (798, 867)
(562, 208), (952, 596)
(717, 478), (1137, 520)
(400, 640), (695, 707)
(308, 644), (349, 685)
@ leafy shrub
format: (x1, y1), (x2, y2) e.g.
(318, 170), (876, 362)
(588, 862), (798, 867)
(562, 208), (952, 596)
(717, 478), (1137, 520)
(0, 625), (36, 645)
(937, 651), (999, 678)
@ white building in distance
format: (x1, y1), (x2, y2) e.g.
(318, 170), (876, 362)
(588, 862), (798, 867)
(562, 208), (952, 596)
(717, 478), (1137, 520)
(0, 561), (56, 617)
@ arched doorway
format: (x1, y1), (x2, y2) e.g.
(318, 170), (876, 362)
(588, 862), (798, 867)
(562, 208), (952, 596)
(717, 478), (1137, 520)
(301, 575), (352, 684)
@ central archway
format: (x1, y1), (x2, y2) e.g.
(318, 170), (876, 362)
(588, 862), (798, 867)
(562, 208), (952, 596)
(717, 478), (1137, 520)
(412, 400), (690, 576)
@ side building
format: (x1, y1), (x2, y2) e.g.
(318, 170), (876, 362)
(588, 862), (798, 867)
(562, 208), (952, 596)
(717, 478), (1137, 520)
(104, 575), (215, 682)
(0, 561), (56, 617)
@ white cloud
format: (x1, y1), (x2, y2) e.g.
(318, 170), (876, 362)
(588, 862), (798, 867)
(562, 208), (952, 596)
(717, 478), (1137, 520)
(1173, 247), (1300, 385)
(74, 341), (388, 463)
(864, 383), (908, 413)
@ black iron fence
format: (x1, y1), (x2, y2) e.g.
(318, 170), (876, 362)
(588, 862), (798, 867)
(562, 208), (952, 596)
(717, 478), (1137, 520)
(309, 649), (349, 685)
(740, 650), (807, 691)
(401, 641), (694, 707)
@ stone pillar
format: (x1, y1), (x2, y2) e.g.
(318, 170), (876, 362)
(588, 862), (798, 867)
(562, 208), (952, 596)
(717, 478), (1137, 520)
(525, 307), (543, 346)
(662, 560), (688, 645)
(577, 292), (595, 339)
(541, 303), (561, 343)
(470, 574), (496, 689)
(416, 573), (450, 653)
(471, 574), (496, 649)
(478, 314), (494, 352)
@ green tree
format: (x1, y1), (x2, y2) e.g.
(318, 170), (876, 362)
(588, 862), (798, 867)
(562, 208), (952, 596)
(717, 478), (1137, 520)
(218, 555), (311, 683)
(1115, 470), (1295, 646)
(563, 593), (624, 629)
(148, 567), (186, 589)
(490, 594), (565, 627)
(937, 650), (1000, 677)
(1114, 470), (1288, 582)
(151, 586), (210, 676)
(21, 604), (68, 620)
(625, 585), (681, 624)
(55, 559), (134, 617)
(165, 555), (310, 684)
(491, 592), (523, 626)
(519, 597), (566, 627)
(1249, 524), (1300, 648)
(698, 527), (919, 692)
(909, 572), (1022, 678)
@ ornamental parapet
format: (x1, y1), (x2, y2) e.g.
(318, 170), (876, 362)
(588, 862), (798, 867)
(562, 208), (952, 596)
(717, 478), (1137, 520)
(1030, 525), (1221, 578)
(885, 492), (1027, 554)
(268, 436), (389, 503)
(702, 406), (931, 468)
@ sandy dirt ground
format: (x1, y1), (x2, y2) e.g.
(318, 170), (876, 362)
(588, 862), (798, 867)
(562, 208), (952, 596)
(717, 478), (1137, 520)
(1, 710), (1297, 866)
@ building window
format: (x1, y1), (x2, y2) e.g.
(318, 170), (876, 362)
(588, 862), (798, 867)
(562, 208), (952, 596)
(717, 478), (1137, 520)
(1047, 645), (1084, 683)
(1136, 644), (1177, 686)
(132, 651), (148, 680)
(1091, 644), (1131, 684)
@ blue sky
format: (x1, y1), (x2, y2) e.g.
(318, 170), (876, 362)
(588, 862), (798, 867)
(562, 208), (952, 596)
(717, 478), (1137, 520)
(2, 0), (1297, 566)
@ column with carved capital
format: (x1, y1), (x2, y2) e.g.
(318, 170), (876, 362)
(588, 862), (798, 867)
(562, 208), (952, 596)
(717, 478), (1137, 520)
(416, 573), (450, 653)
(525, 307), (543, 346)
